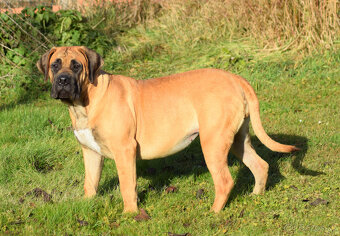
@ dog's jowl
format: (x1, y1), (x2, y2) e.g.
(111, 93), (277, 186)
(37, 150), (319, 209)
(37, 46), (299, 213)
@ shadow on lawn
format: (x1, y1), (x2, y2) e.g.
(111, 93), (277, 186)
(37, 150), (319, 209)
(228, 134), (323, 202)
(100, 133), (321, 204)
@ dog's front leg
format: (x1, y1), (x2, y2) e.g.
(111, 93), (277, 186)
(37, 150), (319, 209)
(82, 146), (104, 197)
(113, 141), (138, 213)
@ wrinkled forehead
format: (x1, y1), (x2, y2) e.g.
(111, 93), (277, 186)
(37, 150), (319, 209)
(50, 47), (87, 65)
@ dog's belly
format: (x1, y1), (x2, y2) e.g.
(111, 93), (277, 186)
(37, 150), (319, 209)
(74, 129), (102, 154)
(139, 129), (199, 160)
(165, 131), (199, 156)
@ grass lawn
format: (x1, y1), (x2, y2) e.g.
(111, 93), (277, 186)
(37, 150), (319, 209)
(0, 31), (339, 235)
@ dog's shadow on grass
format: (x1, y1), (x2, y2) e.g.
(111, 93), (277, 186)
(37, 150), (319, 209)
(100, 134), (320, 204)
(228, 134), (322, 202)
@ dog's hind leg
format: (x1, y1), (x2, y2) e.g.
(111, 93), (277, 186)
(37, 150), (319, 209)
(231, 117), (269, 194)
(200, 128), (235, 213)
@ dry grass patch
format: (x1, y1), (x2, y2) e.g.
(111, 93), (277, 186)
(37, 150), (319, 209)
(100, 0), (339, 54)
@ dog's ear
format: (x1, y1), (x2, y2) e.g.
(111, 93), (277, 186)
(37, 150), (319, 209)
(36, 48), (56, 81)
(79, 47), (104, 84)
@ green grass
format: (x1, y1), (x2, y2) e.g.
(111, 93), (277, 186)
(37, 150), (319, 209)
(1, 22), (339, 236)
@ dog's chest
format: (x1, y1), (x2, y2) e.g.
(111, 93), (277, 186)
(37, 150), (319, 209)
(74, 129), (101, 154)
(69, 105), (102, 154)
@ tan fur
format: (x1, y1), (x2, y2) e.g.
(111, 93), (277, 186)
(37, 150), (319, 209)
(38, 46), (299, 213)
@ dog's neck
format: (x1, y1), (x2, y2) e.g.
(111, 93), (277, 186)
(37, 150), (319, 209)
(66, 74), (109, 130)
(68, 101), (88, 130)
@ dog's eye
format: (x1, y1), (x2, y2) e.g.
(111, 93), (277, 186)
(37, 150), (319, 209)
(51, 59), (61, 73)
(71, 61), (82, 72)
(51, 63), (60, 72)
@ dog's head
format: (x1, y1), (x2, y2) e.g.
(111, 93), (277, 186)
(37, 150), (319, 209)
(37, 46), (103, 101)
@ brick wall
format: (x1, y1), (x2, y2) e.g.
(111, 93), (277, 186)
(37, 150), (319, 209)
(0, 0), (59, 13)
(0, 0), (118, 13)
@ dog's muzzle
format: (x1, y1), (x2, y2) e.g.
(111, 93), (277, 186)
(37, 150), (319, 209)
(51, 73), (80, 100)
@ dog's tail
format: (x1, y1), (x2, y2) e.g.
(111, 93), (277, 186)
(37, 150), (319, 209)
(238, 77), (300, 153)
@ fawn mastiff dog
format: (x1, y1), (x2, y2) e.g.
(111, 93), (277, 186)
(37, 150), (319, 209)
(37, 46), (299, 213)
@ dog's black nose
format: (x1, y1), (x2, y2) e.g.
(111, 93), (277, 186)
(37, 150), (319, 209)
(57, 75), (70, 86)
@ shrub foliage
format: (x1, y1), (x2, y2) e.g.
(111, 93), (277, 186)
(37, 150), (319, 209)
(0, 0), (338, 105)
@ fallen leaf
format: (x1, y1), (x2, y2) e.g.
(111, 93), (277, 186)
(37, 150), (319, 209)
(183, 222), (191, 227)
(210, 223), (217, 229)
(47, 118), (54, 126)
(77, 219), (89, 226)
(238, 208), (245, 218)
(134, 208), (151, 221)
(290, 185), (298, 190)
(310, 198), (329, 206)
(196, 188), (205, 199)
(224, 219), (233, 227)
(10, 220), (24, 225)
(110, 222), (120, 228)
(26, 188), (52, 203)
(168, 233), (191, 236)
(165, 186), (178, 194)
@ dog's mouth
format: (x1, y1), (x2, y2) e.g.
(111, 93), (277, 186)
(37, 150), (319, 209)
(51, 73), (80, 100)
(56, 89), (72, 99)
